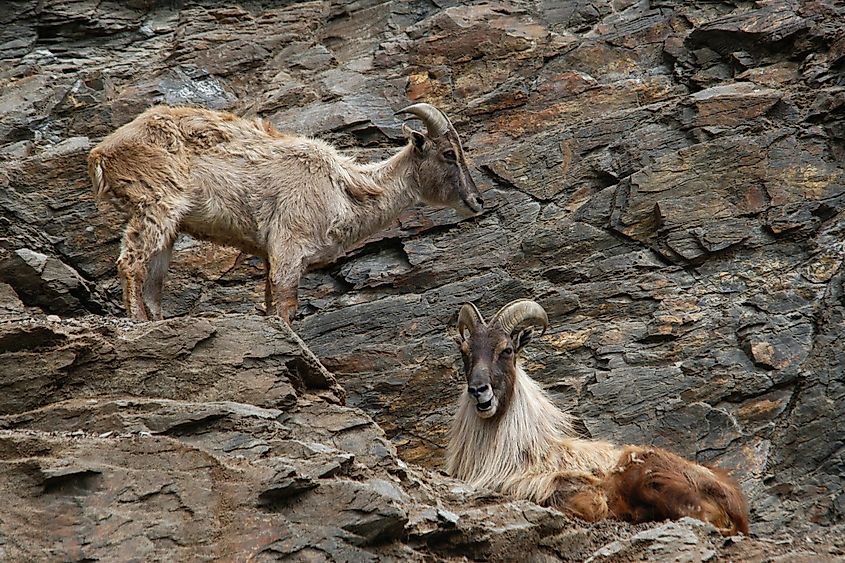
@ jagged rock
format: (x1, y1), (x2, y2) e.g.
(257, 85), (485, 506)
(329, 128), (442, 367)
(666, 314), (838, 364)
(2, 0), (845, 558)
(586, 518), (720, 562)
(0, 314), (344, 416)
(686, 82), (782, 127)
(688, 4), (811, 58)
(0, 282), (27, 320)
(0, 313), (841, 560)
(0, 248), (95, 314)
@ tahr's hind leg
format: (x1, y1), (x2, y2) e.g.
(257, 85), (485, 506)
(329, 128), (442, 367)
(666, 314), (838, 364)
(118, 205), (182, 321)
(262, 261), (272, 315)
(605, 446), (750, 536)
(142, 242), (174, 320)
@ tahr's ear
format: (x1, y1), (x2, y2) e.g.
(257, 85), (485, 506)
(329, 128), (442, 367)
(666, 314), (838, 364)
(402, 123), (428, 152)
(514, 327), (534, 353)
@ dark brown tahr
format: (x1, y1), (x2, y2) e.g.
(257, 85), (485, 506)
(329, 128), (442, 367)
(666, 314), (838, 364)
(448, 299), (750, 536)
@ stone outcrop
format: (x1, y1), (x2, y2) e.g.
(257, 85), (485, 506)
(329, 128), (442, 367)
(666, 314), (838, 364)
(1, 0), (844, 558)
(0, 315), (840, 561)
(0, 315), (561, 560)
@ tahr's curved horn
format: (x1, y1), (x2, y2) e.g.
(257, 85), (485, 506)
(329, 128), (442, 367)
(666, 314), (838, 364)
(395, 103), (450, 139)
(491, 299), (549, 337)
(457, 302), (485, 338)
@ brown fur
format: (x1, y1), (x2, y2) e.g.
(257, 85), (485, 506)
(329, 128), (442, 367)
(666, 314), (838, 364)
(603, 447), (749, 535)
(546, 471), (610, 522)
(89, 105), (482, 322)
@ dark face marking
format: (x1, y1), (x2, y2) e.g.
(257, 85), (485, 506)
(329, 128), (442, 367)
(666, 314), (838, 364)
(457, 325), (519, 419)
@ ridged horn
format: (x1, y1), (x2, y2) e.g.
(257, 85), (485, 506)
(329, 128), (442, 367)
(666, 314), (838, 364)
(491, 299), (549, 336)
(395, 103), (450, 139)
(457, 302), (485, 337)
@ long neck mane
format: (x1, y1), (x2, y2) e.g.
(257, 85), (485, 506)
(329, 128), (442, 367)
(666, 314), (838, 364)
(331, 144), (420, 245)
(446, 366), (577, 493)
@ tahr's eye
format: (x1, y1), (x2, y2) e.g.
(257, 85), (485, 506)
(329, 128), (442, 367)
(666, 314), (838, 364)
(500, 347), (513, 358)
(443, 149), (457, 161)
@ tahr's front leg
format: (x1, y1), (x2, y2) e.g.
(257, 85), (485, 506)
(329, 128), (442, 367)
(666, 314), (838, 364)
(273, 285), (299, 325)
(267, 253), (302, 325)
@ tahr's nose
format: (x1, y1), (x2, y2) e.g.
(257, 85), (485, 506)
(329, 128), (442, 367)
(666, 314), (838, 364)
(467, 384), (490, 398)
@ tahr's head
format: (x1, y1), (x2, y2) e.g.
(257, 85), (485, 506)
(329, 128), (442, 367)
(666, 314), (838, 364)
(453, 299), (548, 419)
(396, 103), (484, 216)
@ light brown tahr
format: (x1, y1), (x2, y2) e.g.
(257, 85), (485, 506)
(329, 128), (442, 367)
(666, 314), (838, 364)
(88, 103), (483, 322)
(448, 299), (750, 536)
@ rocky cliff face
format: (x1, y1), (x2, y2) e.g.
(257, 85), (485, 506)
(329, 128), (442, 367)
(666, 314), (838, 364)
(0, 315), (838, 561)
(1, 0), (844, 559)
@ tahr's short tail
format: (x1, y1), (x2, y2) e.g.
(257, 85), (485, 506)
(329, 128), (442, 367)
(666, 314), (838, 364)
(88, 153), (109, 199)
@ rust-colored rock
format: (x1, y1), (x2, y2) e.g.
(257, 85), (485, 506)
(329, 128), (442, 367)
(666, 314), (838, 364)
(1, 0), (844, 558)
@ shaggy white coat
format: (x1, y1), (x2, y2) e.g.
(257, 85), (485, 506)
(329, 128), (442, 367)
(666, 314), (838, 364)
(447, 366), (622, 505)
